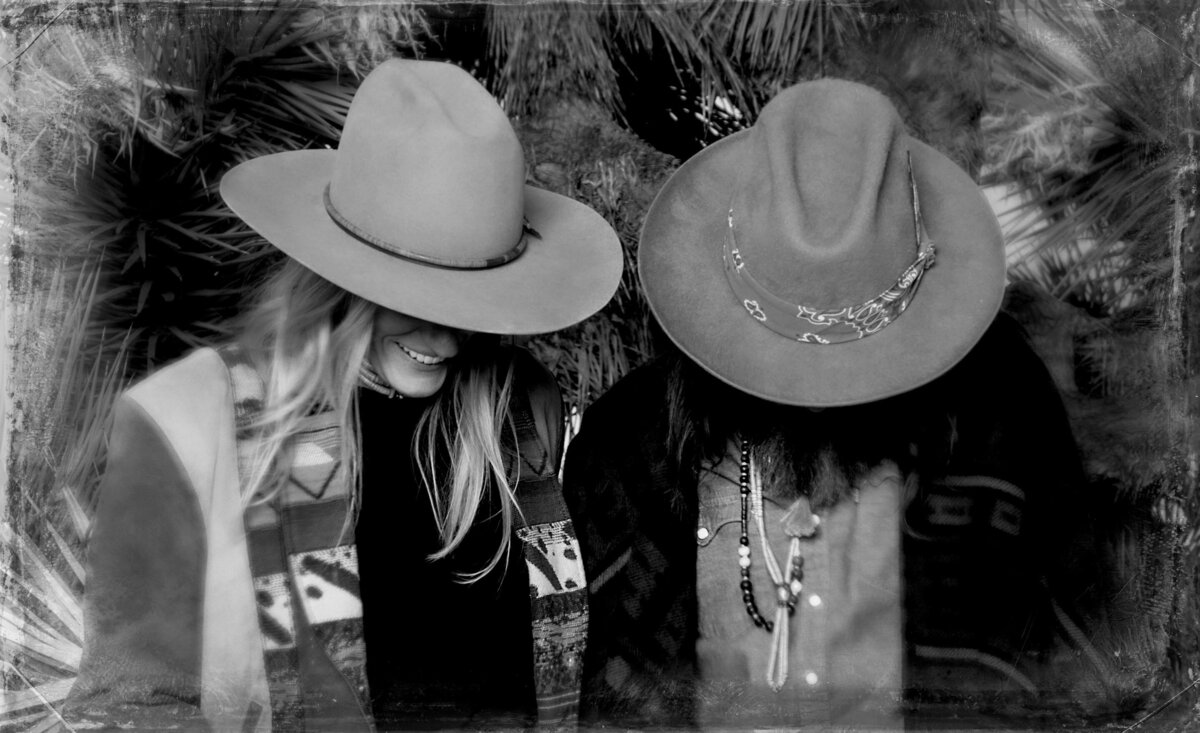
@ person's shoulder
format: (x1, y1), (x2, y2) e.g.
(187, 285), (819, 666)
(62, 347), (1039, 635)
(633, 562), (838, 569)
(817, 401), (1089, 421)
(126, 347), (227, 399)
(505, 344), (556, 388)
(580, 354), (674, 428)
(502, 346), (562, 413)
(108, 347), (237, 496)
(123, 347), (233, 424)
(969, 312), (1039, 362)
(942, 312), (1057, 399)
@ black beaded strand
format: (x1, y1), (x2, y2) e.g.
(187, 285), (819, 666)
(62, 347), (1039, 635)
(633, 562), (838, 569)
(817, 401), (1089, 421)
(738, 440), (806, 631)
(738, 440), (771, 630)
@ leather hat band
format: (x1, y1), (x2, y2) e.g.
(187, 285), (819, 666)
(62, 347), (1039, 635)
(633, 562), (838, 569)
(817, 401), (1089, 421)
(323, 184), (529, 270)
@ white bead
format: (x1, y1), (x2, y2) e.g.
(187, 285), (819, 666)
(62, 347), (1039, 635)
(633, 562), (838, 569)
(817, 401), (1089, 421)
(811, 514), (821, 527)
(789, 579), (803, 595)
(809, 594), (822, 608)
(738, 556), (751, 569)
(696, 527), (710, 540)
(805, 671), (819, 686)
(737, 545), (751, 557)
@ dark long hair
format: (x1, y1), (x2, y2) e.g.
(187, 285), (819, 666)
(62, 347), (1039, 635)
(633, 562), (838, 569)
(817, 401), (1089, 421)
(236, 257), (519, 582)
(659, 314), (1069, 509)
(663, 354), (943, 507)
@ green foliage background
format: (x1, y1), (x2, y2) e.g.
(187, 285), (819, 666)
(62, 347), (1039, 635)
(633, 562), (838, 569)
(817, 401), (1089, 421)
(1, 1), (1198, 729)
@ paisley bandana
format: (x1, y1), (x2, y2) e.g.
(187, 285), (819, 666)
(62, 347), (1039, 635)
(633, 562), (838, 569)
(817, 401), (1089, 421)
(723, 154), (936, 345)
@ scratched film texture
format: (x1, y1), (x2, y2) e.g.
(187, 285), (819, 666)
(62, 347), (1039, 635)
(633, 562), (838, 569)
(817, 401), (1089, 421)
(1, 2), (1197, 730)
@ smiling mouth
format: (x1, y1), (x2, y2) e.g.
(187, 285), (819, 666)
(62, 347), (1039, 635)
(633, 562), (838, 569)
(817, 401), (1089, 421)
(397, 344), (447, 366)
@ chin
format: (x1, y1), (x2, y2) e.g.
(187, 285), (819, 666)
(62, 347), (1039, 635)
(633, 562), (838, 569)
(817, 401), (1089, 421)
(380, 368), (448, 398)
(400, 383), (445, 399)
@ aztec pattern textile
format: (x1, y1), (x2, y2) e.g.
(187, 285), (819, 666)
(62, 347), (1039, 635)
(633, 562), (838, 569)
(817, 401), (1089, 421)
(218, 345), (587, 730)
(222, 348), (370, 730)
(509, 396), (589, 725)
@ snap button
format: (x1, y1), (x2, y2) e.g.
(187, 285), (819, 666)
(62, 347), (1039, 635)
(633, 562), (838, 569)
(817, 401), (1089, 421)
(697, 526), (710, 540)
(808, 594), (822, 608)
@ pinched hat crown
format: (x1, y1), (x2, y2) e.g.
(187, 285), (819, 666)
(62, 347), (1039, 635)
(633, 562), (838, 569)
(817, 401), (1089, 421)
(327, 61), (528, 268)
(732, 82), (920, 309)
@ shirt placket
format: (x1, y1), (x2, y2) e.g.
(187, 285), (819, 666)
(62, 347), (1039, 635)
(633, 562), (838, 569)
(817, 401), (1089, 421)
(694, 445), (833, 725)
(694, 446), (904, 729)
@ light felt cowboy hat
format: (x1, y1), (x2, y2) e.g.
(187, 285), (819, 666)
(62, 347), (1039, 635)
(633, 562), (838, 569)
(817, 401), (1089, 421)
(639, 79), (1005, 407)
(220, 59), (622, 335)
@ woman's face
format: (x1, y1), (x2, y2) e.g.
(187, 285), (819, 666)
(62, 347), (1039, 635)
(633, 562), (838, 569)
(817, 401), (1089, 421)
(368, 309), (469, 398)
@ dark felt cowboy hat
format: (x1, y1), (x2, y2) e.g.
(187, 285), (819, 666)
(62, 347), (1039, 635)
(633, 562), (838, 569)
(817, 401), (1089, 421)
(639, 79), (1005, 406)
(220, 59), (622, 335)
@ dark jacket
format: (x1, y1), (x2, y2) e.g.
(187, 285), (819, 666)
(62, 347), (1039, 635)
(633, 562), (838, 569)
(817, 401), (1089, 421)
(563, 315), (1114, 728)
(65, 345), (587, 731)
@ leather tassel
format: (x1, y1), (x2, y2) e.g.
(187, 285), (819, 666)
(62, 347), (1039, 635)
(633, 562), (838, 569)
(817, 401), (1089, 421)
(767, 601), (790, 691)
(752, 457), (805, 692)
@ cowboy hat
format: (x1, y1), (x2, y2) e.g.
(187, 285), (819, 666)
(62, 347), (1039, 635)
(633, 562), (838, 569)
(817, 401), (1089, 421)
(639, 79), (1005, 407)
(220, 59), (622, 335)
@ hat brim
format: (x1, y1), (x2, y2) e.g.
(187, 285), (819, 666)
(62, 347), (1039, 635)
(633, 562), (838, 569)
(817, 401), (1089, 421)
(220, 150), (622, 335)
(639, 129), (1005, 407)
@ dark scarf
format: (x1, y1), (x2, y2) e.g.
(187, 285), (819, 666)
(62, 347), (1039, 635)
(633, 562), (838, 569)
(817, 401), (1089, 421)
(355, 387), (536, 729)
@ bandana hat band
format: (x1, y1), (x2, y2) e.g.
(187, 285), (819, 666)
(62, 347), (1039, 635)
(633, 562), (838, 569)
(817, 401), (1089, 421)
(722, 152), (937, 345)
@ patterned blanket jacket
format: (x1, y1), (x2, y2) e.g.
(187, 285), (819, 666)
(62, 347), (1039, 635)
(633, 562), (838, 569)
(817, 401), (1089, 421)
(562, 316), (1127, 729)
(65, 345), (587, 731)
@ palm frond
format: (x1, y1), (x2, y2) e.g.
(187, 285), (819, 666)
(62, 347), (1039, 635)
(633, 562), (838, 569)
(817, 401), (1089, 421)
(985, 2), (1191, 318)
(0, 672), (74, 731)
(0, 522), (84, 693)
(484, 1), (867, 124)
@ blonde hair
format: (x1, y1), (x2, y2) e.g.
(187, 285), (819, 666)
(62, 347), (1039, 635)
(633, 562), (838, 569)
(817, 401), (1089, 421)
(236, 257), (519, 581)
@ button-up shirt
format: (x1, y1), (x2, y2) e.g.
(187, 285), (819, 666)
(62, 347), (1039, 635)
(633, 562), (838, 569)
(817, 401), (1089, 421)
(695, 441), (904, 729)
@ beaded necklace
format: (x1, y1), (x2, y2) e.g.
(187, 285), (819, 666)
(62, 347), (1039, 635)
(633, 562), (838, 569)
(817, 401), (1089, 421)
(359, 359), (403, 398)
(737, 439), (821, 691)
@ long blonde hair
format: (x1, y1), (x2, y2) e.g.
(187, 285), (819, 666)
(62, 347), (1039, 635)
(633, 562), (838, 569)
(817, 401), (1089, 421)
(236, 257), (519, 581)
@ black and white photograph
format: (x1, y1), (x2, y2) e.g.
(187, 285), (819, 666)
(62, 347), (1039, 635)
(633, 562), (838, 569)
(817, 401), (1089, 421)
(0, 1), (1197, 731)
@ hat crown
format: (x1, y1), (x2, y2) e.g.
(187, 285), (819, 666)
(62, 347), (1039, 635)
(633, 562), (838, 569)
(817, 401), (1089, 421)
(327, 59), (525, 264)
(731, 80), (918, 310)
